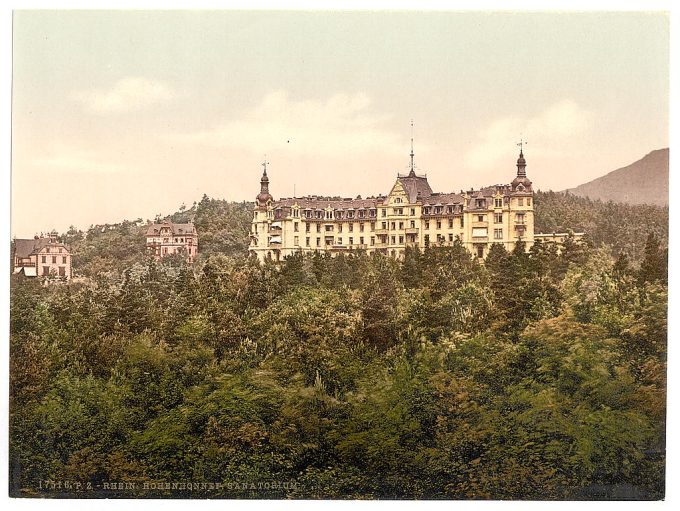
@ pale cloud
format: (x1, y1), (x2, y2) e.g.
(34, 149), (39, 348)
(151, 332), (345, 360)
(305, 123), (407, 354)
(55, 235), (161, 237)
(465, 100), (592, 169)
(72, 77), (176, 113)
(31, 144), (123, 174)
(173, 90), (403, 157)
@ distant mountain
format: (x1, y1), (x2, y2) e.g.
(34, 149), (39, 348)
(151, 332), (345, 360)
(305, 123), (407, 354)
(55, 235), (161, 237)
(565, 148), (668, 206)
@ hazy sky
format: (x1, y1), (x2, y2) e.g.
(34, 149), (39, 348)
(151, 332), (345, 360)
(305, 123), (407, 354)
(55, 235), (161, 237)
(11, 10), (669, 237)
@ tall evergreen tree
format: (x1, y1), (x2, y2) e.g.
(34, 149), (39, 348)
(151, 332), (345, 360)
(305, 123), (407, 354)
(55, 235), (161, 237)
(638, 232), (667, 285)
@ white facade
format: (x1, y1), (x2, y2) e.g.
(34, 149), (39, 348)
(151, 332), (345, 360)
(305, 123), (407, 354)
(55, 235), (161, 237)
(250, 151), (537, 262)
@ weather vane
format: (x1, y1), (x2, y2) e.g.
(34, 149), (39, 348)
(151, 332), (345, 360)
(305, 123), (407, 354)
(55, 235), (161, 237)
(409, 119), (415, 175)
(517, 137), (527, 153)
(262, 155), (269, 173)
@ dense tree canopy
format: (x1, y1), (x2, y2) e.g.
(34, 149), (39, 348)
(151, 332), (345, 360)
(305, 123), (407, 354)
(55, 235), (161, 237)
(9, 192), (667, 499)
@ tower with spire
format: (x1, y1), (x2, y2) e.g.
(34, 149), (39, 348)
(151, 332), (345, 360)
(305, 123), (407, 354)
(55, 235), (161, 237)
(408, 119), (416, 177)
(246, 136), (581, 264)
(256, 158), (273, 207)
(511, 140), (533, 192)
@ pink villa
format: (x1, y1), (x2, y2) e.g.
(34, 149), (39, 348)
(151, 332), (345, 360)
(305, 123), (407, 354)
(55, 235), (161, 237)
(145, 221), (198, 263)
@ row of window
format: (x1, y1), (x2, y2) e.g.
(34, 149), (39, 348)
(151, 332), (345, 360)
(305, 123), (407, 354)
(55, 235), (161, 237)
(474, 213), (525, 224)
(41, 256), (67, 264)
(294, 236), (375, 247)
(160, 247), (194, 255)
(291, 235), (419, 248)
(281, 236), (521, 258)
(303, 222), (377, 233)
(423, 205), (465, 215)
(259, 211), (526, 235)
(470, 197), (531, 210)
(302, 209), (379, 220)
(42, 266), (67, 276)
(44, 247), (64, 254)
(275, 199), (531, 221)
(290, 232), (500, 247)
(154, 237), (194, 244)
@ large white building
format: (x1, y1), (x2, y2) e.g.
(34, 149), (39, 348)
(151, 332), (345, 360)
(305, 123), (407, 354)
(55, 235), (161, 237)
(250, 147), (559, 262)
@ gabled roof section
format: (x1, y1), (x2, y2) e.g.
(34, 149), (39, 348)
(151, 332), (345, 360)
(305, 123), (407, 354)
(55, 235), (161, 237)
(146, 222), (197, 236)
(14, 239), (42, 258)
(396, 174), (433, 203)
(14, 238), (67, 258)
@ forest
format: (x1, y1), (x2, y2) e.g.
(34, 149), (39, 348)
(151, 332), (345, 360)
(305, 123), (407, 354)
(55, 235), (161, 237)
(9, 191), (668, 499)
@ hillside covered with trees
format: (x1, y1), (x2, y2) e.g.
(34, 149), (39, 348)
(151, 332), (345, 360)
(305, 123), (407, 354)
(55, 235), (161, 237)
(9, 192), (667, 499)
(534, 191), (668, 262)
(59, 195), (253, 278)
(565, 148), (668, 206)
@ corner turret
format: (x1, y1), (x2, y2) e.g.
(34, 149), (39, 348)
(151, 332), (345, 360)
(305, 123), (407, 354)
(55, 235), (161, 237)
(256, 159), (273, 206)
(511, 144), (533, 192)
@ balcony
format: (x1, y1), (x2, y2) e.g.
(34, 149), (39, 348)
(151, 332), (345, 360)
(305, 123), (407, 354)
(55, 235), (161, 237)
(405, 228), (419, 235)
(333, 244), (368, 251)
(268, 235), (282, 246)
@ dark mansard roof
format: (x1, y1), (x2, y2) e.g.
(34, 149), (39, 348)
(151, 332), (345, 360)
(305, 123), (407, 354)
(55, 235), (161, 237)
(14, 237), (68, 258)
(275, 196), (384, 210)
(268, 167), (525, 213)
(270, 183), (517, 212)
(264, 149), (531, 211)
